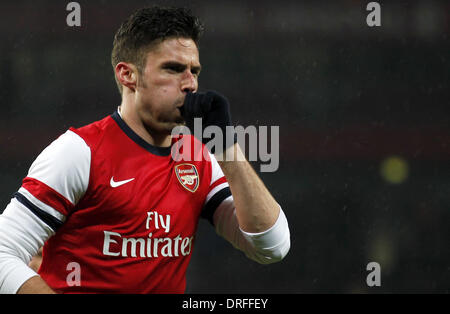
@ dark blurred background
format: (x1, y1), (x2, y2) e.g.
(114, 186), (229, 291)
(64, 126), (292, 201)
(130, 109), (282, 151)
(0, 0), (449, 293)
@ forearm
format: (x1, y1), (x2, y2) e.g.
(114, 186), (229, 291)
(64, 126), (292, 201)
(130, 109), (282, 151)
(17, 275), (56, 294)
(217, 143), (280, 233)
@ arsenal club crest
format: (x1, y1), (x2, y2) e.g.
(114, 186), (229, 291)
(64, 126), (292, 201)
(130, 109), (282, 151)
(175, 163), (199, 193)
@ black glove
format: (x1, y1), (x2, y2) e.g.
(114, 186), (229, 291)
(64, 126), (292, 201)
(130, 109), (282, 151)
(180, 90), (236, 154)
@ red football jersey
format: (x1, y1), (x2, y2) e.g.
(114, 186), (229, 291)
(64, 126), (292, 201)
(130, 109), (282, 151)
(17, 111), (231, 293)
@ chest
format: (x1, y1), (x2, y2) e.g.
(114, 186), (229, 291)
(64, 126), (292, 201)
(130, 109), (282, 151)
(70, 151), (211, 238)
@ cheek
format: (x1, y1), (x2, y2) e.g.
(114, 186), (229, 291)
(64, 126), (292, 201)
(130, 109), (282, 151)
(138, 73), (180, 115)
(148, 80), (177, 100)
(141, 87), (176, 118)
(152, 86), (177, 109)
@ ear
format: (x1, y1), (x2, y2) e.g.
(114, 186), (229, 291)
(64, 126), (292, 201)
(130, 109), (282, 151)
(115, 62), (138, 92)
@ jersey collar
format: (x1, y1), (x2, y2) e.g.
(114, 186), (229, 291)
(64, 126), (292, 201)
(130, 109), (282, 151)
(111, 110), (172, 157)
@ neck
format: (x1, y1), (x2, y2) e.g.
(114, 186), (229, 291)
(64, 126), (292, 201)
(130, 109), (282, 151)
(119, 97), (172, 148)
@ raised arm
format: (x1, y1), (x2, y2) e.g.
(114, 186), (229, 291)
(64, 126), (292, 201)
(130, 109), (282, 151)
(182, 91), (291, 264)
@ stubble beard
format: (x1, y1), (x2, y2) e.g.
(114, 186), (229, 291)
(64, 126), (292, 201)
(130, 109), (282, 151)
(137, 78), (187, 136)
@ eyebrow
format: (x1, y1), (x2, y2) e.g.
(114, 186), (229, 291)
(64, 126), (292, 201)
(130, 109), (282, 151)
(160, 61), (202, 74)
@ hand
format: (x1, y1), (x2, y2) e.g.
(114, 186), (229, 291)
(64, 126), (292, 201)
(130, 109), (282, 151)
(180, 90), (236, 154)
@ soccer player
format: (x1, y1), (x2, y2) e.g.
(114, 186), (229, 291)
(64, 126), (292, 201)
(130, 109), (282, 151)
(0, 6), (290, 294)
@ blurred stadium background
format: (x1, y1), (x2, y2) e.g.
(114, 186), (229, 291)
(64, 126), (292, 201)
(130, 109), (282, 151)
(0, 0), (449, 293)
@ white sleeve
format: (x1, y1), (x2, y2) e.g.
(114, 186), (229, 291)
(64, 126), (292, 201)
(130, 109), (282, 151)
(0, 199), (54, 293)
(22, 129), (91, 214)
(213, 197), (290, 264)
(0, 129), (91, 293)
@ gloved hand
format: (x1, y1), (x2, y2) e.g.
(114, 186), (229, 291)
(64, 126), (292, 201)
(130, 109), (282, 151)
(180, 90), (236, 154)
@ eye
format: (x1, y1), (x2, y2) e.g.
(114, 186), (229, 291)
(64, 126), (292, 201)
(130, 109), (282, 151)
(164, 65), (185, 73)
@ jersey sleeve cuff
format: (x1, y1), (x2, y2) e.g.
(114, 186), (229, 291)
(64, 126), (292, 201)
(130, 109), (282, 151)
(1, 261), (39, 294)
(239, 205), (290, 251)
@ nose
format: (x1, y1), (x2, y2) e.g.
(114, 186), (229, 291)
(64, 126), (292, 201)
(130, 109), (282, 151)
(181, 71), (198, 93)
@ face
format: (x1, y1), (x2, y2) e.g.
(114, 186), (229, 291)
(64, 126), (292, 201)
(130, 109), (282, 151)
(134, 37), (201, 134)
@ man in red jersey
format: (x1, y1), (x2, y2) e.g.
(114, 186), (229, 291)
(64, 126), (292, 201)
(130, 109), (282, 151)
(0, 6), (290, 294)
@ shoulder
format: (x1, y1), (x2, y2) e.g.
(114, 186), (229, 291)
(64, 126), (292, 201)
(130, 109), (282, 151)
(30, 129), (91, 174)
(22, 116), (114, 209)
(33, 114), (116, 174)
(69, 114), (115, 149)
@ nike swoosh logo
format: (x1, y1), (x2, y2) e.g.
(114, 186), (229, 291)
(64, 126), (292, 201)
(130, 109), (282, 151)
(110, 177), (135, 188)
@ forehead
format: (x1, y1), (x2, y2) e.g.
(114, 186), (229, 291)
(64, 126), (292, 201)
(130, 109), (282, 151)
(146, 37), (200, 66)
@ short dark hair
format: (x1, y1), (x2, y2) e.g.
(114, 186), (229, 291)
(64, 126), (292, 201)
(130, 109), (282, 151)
(111, 6), (204, 94)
